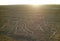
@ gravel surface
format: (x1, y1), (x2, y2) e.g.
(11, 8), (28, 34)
(0, 5), (60, 41)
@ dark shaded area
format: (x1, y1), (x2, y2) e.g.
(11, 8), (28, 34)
(9, 34), (36, 41)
